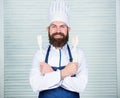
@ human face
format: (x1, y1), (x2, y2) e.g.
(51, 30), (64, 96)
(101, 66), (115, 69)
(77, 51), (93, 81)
(48, 21), (70, 39)
(48, 21), (70, 48)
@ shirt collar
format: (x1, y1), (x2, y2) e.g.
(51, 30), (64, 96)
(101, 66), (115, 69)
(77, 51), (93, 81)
(50, 44), (68, 51)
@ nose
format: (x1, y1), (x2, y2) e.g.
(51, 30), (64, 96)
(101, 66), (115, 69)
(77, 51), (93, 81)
(57, 27), (60, 33)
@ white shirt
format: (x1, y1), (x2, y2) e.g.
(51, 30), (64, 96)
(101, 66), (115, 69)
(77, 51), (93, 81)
(29, 44), (88, 94)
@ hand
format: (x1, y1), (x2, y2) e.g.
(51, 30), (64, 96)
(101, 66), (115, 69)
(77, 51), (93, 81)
(40, 62), (54, 75)
(61, 62), (78, 79)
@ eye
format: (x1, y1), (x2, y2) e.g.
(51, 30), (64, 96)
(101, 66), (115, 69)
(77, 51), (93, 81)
(50, 24), (57, 29)
(60, 25), (67, 28)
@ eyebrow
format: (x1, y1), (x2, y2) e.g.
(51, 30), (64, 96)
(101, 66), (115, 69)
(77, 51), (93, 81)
(50, 24), (56, 26)
(50, 24), (67, 27)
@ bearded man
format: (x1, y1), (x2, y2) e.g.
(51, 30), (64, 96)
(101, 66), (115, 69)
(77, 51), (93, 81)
(29, 0), (88, 98)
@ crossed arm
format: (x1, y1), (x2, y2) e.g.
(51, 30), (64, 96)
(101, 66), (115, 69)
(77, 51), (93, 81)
(30, 50), (88, 93)
(40, 62), (78, 79)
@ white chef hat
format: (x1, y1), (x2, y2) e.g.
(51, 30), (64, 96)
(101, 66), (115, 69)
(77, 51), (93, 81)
(48, 0), (70, 27)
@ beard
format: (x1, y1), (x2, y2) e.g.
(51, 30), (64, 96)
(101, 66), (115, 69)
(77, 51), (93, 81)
(48, 31), (69, 48)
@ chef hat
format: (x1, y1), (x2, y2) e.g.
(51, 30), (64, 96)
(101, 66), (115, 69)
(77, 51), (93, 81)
(48, 0), (70, 27)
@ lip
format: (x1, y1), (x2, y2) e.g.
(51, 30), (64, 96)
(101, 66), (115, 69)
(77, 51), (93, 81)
(54, 34), (63, 39)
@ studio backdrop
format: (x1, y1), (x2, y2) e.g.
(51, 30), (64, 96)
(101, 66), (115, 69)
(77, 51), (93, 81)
(0, 0), (120, 98)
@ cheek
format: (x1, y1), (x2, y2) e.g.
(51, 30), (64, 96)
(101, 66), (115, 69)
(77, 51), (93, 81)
(48, 29), (54, 36)
(50, 29), (56, 35)
(61, 30), (68, 35)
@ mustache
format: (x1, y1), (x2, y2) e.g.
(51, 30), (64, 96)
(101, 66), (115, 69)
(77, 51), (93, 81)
(51, 32), (64, 37)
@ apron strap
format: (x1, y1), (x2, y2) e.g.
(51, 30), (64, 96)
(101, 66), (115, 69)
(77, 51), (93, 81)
(67, 44), (73, 62)
(45, 45), (51, 63)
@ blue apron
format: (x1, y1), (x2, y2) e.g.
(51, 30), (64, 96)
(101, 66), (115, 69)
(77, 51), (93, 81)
(38, 44), (79, 98)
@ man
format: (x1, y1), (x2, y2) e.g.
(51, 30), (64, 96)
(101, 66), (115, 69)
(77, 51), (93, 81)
(29, 0), (88, 98)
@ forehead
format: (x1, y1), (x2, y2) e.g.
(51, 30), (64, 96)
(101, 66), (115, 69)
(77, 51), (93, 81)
(50, 21), (67, 26)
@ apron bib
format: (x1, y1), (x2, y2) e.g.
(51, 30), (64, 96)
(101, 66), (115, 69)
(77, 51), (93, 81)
(38, 44), (79, 98)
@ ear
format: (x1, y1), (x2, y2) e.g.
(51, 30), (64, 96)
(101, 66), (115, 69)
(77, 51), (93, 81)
(68, 27), (71, 32)
(46, 26), (49, 32)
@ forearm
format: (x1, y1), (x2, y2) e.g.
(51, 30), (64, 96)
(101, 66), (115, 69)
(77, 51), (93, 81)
(61, 62), (78, 79)
(61, 69), (69, 79)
